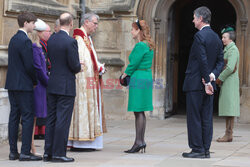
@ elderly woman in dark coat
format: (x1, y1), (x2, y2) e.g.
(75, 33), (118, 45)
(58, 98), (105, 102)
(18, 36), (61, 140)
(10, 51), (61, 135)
(30, 19), (49, 154)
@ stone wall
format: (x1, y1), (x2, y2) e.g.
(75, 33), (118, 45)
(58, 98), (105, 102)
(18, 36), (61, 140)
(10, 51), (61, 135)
(0, 89), (9, 142)
(239, 0), (250, 123)
(0, 45), (8, 142)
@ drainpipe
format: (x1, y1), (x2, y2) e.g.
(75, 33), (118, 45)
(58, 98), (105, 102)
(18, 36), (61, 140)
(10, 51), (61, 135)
(80, 0), (85, 26)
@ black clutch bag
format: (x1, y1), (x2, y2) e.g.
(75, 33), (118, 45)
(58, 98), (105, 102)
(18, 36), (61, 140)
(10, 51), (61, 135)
(119, 74), (130, 87)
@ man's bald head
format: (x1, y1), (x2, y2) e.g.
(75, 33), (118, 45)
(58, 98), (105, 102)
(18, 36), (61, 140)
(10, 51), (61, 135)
(59, 13), (73, 26)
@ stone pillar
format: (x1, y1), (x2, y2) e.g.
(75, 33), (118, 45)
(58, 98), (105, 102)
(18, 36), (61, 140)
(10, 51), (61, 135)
(239, 17), (250, 123)
(0, 1), (3, 44)
(240, 18), (248, 86)
(153, 18), (161, 80)
(151, 18), (165, 120)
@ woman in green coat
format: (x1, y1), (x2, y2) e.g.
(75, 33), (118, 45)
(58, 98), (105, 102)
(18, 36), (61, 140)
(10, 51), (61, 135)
(121, 19), (154, 153)
(216, 27), (240, 142)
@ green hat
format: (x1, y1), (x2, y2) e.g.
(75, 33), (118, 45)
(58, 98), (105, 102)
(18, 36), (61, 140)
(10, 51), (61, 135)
(221, 27), (235, 34)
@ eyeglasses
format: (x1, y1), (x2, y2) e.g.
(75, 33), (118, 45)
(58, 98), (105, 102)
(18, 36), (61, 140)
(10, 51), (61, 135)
(92, 21), (98, 25)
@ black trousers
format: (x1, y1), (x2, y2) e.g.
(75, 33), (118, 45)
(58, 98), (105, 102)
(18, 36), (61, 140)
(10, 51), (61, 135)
(186, 90), (214, 153)
(8, 90), (34, 154)
(44, 93), (75, 156)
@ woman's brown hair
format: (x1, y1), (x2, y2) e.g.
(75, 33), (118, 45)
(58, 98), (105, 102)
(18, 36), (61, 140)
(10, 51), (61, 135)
(132, 20), (155, 50)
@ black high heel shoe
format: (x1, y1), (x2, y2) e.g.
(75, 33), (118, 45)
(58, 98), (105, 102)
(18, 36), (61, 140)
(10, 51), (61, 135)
(124, 144), (146, 153)
(141, 143), (146, 153)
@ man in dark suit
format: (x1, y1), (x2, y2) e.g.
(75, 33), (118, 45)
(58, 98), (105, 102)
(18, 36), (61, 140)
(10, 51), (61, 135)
(43, 12), (82, 162)
(5, 12), (42, 161)
(182, 6), (224, 158)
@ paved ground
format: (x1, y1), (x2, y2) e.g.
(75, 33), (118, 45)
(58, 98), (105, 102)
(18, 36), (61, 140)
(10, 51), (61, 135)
(0, 115), (250, 167)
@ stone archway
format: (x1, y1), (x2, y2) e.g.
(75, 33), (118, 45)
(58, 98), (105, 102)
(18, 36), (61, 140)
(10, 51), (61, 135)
(137, 0), (248, 119)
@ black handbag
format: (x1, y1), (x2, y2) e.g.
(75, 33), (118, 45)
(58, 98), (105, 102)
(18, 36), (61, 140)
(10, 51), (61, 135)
(119, 74), (130, 87)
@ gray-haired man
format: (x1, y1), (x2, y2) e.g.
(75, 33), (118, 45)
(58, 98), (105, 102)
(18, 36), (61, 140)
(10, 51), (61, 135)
(68, 12), (107, 151)
(182, 6), (224, 158)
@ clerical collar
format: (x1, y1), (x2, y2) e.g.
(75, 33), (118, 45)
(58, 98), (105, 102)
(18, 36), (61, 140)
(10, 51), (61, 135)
(200, 25), (210, 31)
(61, 29), (69, 36)
(19, 28), (28, 36)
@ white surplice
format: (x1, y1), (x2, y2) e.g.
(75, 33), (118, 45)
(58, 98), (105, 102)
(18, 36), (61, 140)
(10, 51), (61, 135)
(68, 27), (105, 149)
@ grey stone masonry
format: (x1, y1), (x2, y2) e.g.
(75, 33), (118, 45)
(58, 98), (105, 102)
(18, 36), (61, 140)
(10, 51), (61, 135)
(0, 46), (7, 66)
(0, 89), (9, 143)
(4, 0), (80, 17)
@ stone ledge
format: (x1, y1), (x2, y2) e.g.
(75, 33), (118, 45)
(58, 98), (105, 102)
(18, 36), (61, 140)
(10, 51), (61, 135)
(88, 0), (135, 14)
(0, 46), (8, 66)
(96, 49), (121, 54)
(0, 88), (8, 94)
(96, 49), (124, 67)
(4, 0), (80, 17)
(0, 46), (8, 49)
(99, 58), (125, 67)
(110, 0), (136, 12)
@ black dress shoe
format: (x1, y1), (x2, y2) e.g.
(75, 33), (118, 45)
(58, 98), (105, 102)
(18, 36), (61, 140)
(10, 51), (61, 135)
(43, 154), (52, 162)
(182, 151), (205, 158)
(19, 153), (42, 161)
(205, 151), (210, 158)
(52, 156), (74, 162)
(9, 152), (19, 160)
